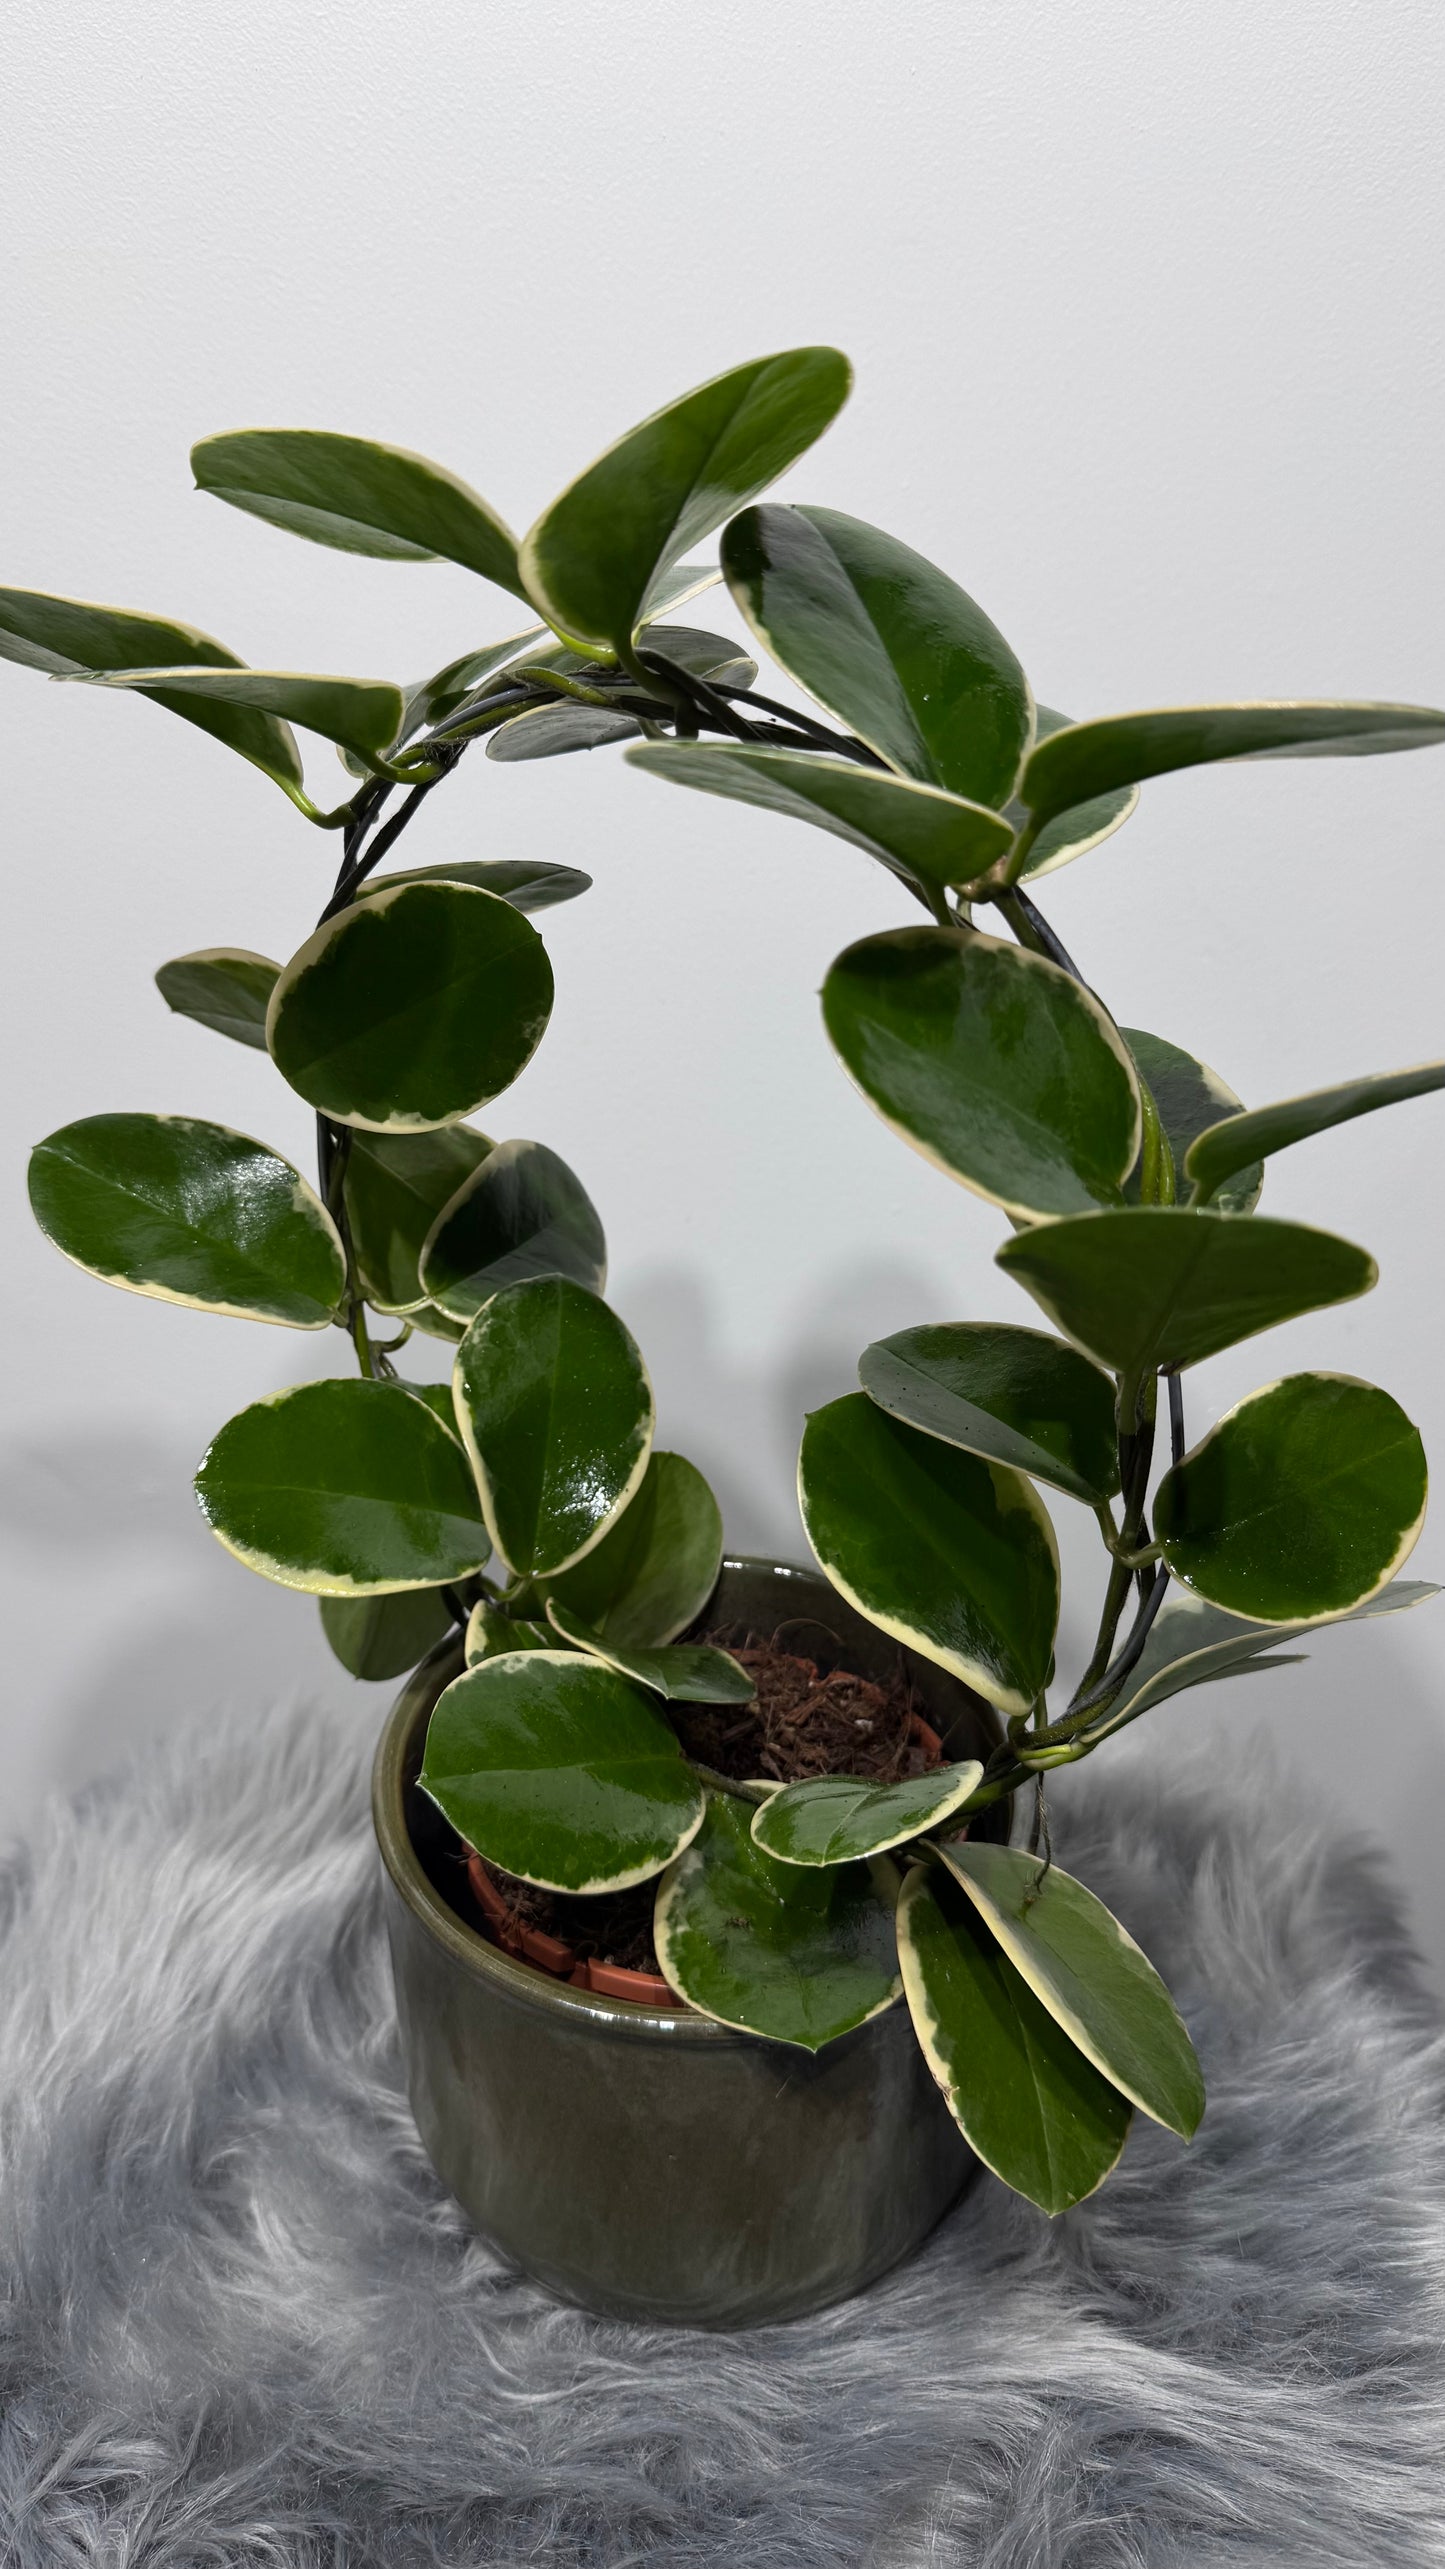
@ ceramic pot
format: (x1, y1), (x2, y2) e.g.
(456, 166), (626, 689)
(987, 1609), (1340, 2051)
(372, 1556), (1010, 2329)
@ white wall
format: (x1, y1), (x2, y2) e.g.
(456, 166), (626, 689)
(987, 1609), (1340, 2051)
(4, 2), (1445, 1965)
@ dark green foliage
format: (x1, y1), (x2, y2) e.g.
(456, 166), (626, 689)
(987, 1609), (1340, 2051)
(13, 348), (1444, 2217)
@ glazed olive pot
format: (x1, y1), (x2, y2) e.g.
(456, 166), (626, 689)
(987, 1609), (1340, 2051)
(372, 1556), (1010, 2329)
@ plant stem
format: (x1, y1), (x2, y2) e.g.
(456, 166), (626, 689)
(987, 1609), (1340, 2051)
(993, 884), (1089, 984)
(684, 1758), (774, 1807)
(720, 685), (890, 767)
(1168, 1371), (1186, 1466)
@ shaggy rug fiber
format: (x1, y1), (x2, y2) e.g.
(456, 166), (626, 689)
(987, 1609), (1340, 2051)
(1, 1703), (1443, 2568)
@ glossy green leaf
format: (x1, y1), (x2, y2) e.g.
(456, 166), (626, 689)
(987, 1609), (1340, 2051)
(267, 882), (552, 1131)
(191, 427), (526, 596)
(546, 1600), (754, 1703)
(722, 503), (1031, 809)
(319, 1587), (456, 1681)
(419, 1650), (704, 1893)
(1021, 700), (1445, 830)
(751, 1760), (982, 1868)
(515, 621), (755, 692)
(654, 1793), (899, 2050)
(543, 1450), (724, 1646)
(799, 1394), (1058, 1716)
(629, 619), (758, 690)
(822, 927), (1140, 1220)
(519, 347), (852, 653)
(1187, 1059), (1445, 1206)
(453, 1276), (653, 1577)
(626, 742), (1013, 892)
(195, 1378), (489, 1594)
(343, 1124), (494, 1315)
(359, 858), (592, 914)
(1121, 1028), (1262, 1216)
(80, 666), (405, 772)
(28, 1113), (344, 1328)
(997, 1208), (1377, 1377)
(489, 703), (642, 763)
(1154, 1373), (1427, 1621)
(897, 1864), (1132, 2213)
(155, 949), (280, 1051)
(1003, 706), (1139, 881)
(0, 585), (303, 795)
(938, 1843), (1203, 2138)
(464, 1601), (554, 1663)
(859, 1322), (1120, 1507)
(397, 1381), (466, 1441)
(408, 1301), (465, 1344)
(636, 561), (725, 620)
(419, 1138), (605, 1321)
(1098, 1579), (1439, 1733)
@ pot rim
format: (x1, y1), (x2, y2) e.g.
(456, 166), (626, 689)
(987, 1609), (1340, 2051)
(372, 1551), (1005, 2050)
(374, 1557), (846, 2046)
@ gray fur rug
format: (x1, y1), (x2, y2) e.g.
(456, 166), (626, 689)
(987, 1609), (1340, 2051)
(2, 1706), (1444, 2569)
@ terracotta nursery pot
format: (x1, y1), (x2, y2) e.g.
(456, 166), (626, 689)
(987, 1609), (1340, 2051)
(372, 1556), (1011, 2328)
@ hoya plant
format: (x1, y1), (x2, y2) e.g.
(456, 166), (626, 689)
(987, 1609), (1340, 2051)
(10, 348), (1445, 2216)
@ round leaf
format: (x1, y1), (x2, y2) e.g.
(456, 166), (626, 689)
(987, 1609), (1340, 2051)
(1154, 1373), (1427, 1621)
(519, 346), (852, 653)
(267, 882), (552, 1132)
(627, 619), (758, 692)
(343, 1124), (494, 1315)
(545, 1600), (754, 1703)
(82, 666), (405, 772)
(1003, 706), (1139, 881)
(0, 586), (304, 799)
(319, 1587), (456, 1681)
(489, 702), (642, 762)
(822, 926), (1141, 1221)
(938, 1844), (1204, 2139)
(195, 1378), (490, 1594)
(394, 1381), (466, 1446)
(154, 949), (280, 1051)
(1121, 1028), (1262, 1216)
(543, 1450), (724, 1647)
(997, 1208), (1377, 1377)
(1186, 1059), (1445, 1207)
(1021, 700), (1445, 830)
(419, 1139), (606, 1320)
(452, 1277), (653, 1577)
(407, 1300), (465, 1344)
(722, 503), (1031, 809)
(799, 1394), (1059, 1716)
(897, 1864), (1132, 2214)
(191, 428), (525, 596)
(860, 1322), (1120, 1507)
(626, 742), (1013, 892)
(28, 1113), (344, 1328)
(418, 1651), (704, 1893)
(359, 858), (592, 914)
(653, 1793), (900, 2050)
(751, 1761), (983, 1868)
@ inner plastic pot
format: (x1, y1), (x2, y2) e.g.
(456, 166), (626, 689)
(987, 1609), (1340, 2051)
(373, 1555), (1012, 2329)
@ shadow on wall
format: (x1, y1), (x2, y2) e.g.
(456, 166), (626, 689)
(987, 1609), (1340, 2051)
(619, 1255), (977, 1563)
(0, 1422), (357, 1824)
